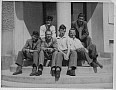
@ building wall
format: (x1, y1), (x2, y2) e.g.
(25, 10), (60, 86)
(45, 2), (57, 28)
(72, 2), (83, 21)
(91, 2), (104, 52)
(14, 2), (43, 55)
(2, 2), (114, 56)
(87, 2), (104, 52)
(1, 1), (15, 70)
(103, 2), (114, 52)
(87, 2), (114, 53)
(2, 1), (14, 56)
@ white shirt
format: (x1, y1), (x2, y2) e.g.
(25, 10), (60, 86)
(40, 25), (56, 38)
(57, 35), (69, 51)
(68, 37), (84, 50)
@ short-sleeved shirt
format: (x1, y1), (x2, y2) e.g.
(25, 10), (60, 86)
(57, 35), (69, 51)
(40, 24), (56, 38)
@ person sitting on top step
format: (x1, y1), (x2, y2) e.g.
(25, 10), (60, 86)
(71, 13), (103, 70)
(40, 16), (56, 39)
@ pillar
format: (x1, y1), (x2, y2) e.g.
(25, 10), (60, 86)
(57, 2), (71, 36)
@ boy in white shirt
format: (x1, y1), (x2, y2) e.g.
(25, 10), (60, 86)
(55, 24), (77, 80)
(40, 16), (56, 38)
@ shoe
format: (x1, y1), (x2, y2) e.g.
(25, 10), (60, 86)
(55, 70), (61, 81)
(99, 65), (103, 69)
(36, 70), (42, 76)
(90, 62), (98, 73)
(30, 66), (37, 76)
(13, 66), (22, 75)
(13, 70), (22, 75)
(66, 70), (70, 75)
(90, 62), (98, 67)
(91, 62), (98, 73)
(69, 70), (76, 76)
(50, 67), (56, 76)
(66, 70), (76, 76)
(50, 70), (56, 76)
(93, 67), (97, 73)
(96, 61), (103, 69)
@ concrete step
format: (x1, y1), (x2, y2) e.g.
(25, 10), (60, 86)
(97, 57), (112, 65)
(2, 70), (113, 84)
(1, 80), (113, 89)
(10, 65), (113, 74)
(14, 57), (112, 67)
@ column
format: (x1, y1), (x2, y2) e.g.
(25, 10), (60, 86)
(14, 2), (24, 55)
(57, 2), (71, 36)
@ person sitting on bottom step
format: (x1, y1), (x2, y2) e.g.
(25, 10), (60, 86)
(68, 28), (99, 73)
(13, 31), (41, 76)
(56, 24), (77, 80)
(36, 30), (58, 76)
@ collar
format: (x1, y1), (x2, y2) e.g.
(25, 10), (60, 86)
(57, 35), (67, 39)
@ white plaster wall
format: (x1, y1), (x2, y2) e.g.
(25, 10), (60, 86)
(103, 2), (114, 52)
(87, 2), (104, 52)
(14, 2), (24, 55)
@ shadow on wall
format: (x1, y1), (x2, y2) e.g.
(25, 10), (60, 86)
(15, 2), (98, 36)
(71, 2), (98, 23)
(15, 1), (43, 36)
(86, 2), (98, 23)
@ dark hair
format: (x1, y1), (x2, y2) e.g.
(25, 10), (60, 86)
(45, 30), (52, 35)
(32, 31), (39, 36)
(59, 24), (66, 31)
(69, 28), (76, 34)
(46, 16), (53, 21)
(78, 13), (85, 18)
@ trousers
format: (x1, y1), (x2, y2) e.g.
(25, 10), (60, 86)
(55, 50), (77, 69)
(15, 51), (39, 66)
(39, 50), (57, 67)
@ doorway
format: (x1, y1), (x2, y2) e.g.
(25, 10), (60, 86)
(71, 2), (87, 22)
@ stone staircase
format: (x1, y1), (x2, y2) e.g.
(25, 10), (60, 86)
(1, 55), (113, 89)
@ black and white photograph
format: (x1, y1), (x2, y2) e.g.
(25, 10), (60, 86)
(1, 0), (115, 89)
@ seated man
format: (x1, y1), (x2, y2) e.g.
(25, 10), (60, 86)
(68, 28), (98, 73)
(71, 13), (103, 69)
(40, 16), (56, 38)
(56, 24), (77, 79)
(36, 30), (58, 76)
(13, 31), (41, 76)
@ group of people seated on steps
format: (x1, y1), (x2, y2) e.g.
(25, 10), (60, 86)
(13, 13), (103, 80)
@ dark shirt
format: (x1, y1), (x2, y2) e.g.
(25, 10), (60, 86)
(22, 38), (41, 52)
(71, 20), (89, 42)
(41, 37), (58, 51)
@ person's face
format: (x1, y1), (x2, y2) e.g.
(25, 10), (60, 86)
(45, 31), (52, 40)
(69, 30), (76, 38)
(46, 20), (52, 25)
(59, 29), (66, 36)
(32, 35), (38, 42)
(78, 16), (84, 24)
